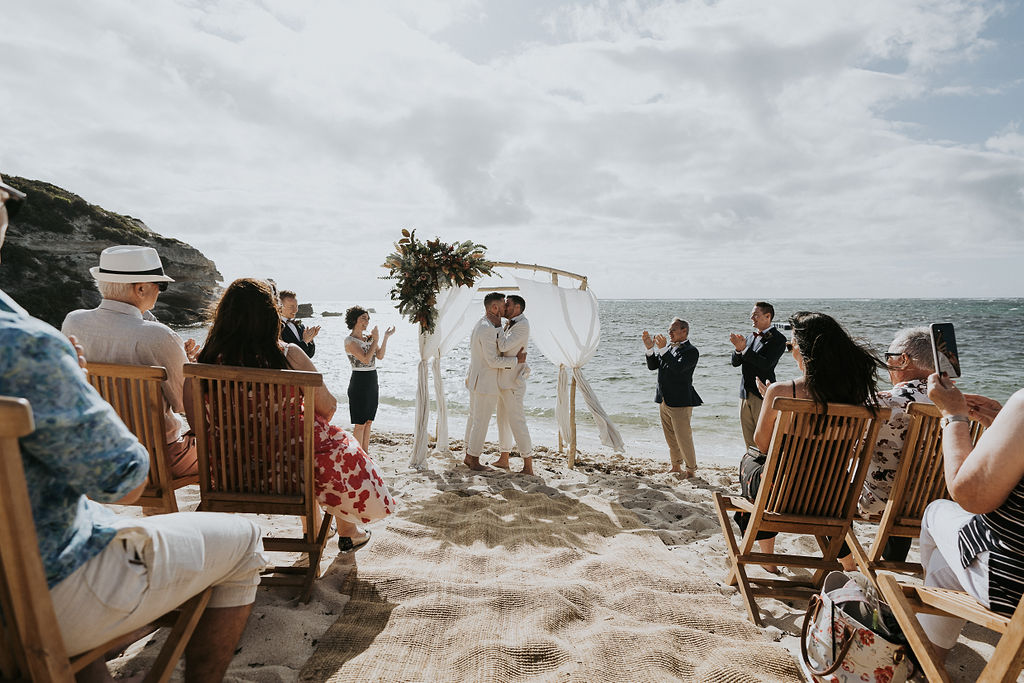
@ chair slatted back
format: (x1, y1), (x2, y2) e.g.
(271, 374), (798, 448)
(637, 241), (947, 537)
(186, 364), (320, 510)
(86, 362), (190, 513)
(184, 363), (329, 602)
(0, 397), (76, 682)
(890, 402), (985, 525)
(759, 397), (890, 523)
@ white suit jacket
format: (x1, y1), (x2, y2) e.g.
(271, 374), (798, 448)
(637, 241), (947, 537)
(465, 317), (517, 395)
(497, 316), (531, 391)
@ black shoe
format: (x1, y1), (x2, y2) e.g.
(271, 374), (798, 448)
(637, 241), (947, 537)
(338, 529), (371, 553)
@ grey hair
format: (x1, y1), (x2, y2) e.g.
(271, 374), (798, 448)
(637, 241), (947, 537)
(672, 318), (689, 331)
(96, 280), (138, 301)
(889, 327), (934, 372)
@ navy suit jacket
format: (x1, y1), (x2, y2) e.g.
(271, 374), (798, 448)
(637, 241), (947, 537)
(646, 341), (702, 408)
(730, 326), (786, 399)
(281, 319), (315, 358)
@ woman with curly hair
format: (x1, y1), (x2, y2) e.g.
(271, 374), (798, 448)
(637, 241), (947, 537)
(344, 305), (394, 453)
(195, 278), (393, 552)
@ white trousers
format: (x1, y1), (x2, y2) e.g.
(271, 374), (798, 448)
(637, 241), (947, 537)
(465, 391), (499, 457)
(50, 511), (268, 656)
(497, 385), (532, 455)
(917, 499), (990, 649)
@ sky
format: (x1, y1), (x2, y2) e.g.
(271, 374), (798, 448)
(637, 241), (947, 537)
(3, 0), (1023, 300)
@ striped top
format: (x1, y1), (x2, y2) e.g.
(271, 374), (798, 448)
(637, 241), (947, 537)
(959, 477), (1024, 615)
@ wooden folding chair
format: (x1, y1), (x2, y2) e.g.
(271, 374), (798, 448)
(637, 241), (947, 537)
(878, 574), (1024, 683)
(184, 363), (332, 603)
(86, 362), (199, 513)
(847, 402), (985, 589)
(0, 396), (211, 683)
(713, 397), (890, 625)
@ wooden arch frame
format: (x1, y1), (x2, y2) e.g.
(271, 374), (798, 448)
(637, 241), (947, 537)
(477, 261), (589, 466)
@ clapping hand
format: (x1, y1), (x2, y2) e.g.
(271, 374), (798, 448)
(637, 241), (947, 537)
(654, 334), (667, 349)
(756, 377), (771, 396)
(302, 325), (321, 343)
(642, 330), (654, 350)
(729, 332), (746, 352)
(384, 326), (396, 338)
(67, 334), (88, 372)
(184, 338), (200, 363)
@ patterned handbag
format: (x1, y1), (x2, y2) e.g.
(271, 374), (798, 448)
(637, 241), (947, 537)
(800, 572), (914, 683)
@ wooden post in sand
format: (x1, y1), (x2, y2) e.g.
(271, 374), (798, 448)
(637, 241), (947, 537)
(567, 375), (577, 468)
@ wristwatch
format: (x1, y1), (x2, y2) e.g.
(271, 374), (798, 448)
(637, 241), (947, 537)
(939, 415), (970, 428)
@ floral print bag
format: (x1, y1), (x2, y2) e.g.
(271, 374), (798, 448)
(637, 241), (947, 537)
(800, 571), (914, 683)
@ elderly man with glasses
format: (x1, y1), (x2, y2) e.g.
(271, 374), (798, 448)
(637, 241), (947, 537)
(0, 175), (267, 681)
(62, 244), (201, 481)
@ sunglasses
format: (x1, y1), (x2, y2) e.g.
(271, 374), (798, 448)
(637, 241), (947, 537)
(156, 282), (168, 292)
(0, 181), (27, 222)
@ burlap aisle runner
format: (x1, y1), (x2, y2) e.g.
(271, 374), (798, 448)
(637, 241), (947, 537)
(300, 489), (801, 682)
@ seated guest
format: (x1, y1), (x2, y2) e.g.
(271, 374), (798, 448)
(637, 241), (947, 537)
(62, 245), (199, 479)
(914, 374), (1017, 672)
(279, 289), (319, 358)
(0, 177), (267, 682)
(195, 278), (394, 552)
(737, 311), (883, 571)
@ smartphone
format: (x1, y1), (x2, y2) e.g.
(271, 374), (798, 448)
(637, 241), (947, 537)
(930, 322), (961, 378)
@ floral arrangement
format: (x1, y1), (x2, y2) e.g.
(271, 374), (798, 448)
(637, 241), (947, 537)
(381, 229), (494, 333)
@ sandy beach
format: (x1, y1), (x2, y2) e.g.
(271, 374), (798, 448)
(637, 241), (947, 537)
(105, 431), (1006, 682)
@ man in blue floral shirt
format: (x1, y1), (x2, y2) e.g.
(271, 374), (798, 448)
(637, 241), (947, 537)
(0, 176), (267, 681)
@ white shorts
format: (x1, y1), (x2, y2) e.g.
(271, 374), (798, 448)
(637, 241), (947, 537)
(50, 511), (268, 656)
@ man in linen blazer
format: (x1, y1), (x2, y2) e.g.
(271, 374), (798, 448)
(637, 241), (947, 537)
(729, 301), (787, 448)
(494, 294), (534, 475)
(464, 292), (524, 471)
(644, 318), (702, 477)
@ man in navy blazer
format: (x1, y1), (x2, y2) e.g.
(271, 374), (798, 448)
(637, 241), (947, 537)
(644, 318), (702, 478)
(279, 289), (320, 358)
(729, 301), (787, 448)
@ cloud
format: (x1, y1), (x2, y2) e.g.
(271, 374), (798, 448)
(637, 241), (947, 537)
(2, 0), (1022, 300)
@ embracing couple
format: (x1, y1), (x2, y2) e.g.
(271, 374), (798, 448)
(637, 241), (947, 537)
(463, 292), (535, 474)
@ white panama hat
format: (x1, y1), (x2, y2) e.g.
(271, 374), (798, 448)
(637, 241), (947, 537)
(89, 245), (175, 284)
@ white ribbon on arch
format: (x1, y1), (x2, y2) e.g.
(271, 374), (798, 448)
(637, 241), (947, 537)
(409, 285), (477, 467)
(514, 276), (624, 452)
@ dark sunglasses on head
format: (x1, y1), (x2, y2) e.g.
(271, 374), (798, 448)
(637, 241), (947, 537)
(785, 341), (795, 352)
(0, 181), (27, 221)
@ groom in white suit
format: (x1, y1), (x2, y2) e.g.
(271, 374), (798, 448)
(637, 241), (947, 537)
(494, 294), (534, 475)
(464, 292), (526, 471)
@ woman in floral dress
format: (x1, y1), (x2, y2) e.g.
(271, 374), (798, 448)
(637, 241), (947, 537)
(196, 278), (394, 552)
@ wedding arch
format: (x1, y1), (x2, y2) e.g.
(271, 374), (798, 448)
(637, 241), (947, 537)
(406, 260), (625, 468)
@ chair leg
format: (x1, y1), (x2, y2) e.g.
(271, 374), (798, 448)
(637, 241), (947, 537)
(846, 529), (877, 590)
(713, 493), (763, 626)
(143, 588), (213, 683)
(877, 575), (952, 683)
(977, 613), (1024, 683)
(299, 513), (334, 604)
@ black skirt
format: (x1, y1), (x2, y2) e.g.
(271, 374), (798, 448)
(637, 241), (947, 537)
(348, 369), (379, 425)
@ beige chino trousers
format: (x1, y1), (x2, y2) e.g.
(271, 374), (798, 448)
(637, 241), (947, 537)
(738, 395), (763, 449)
(659, 403), (697, 471)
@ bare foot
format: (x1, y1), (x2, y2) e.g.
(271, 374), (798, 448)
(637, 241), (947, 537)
(674, 469), (695, 479)
(493, 453), (511, 470)
(521, 458), (534, 476)
(463, 455), (492, 471)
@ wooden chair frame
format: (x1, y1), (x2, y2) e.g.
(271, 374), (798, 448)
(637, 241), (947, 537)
(86, 362), (199, 513)
(0, 396), (210, 683)
(184, 363), (332, 603)
(713, 397), (890, 625)
(847, 402), (985, 589)
(878, 574), (1024, 683)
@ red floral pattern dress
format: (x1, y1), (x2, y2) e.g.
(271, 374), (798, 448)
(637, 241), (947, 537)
(312, 415), (394, 524)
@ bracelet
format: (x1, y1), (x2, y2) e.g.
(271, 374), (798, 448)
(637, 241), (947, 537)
(940, 414), (970, 429)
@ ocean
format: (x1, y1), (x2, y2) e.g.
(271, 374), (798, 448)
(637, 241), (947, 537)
(176, 298), (1023, 467)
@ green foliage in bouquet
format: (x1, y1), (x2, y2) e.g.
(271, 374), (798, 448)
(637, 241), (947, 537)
(381, 229), (495, 334)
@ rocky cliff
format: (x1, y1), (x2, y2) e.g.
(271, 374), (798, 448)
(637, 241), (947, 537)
(0, 175), (221, 327)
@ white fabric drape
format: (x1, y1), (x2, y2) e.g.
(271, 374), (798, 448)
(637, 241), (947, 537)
(409, 286), (477, 467)
(515, 277), (624, 452)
